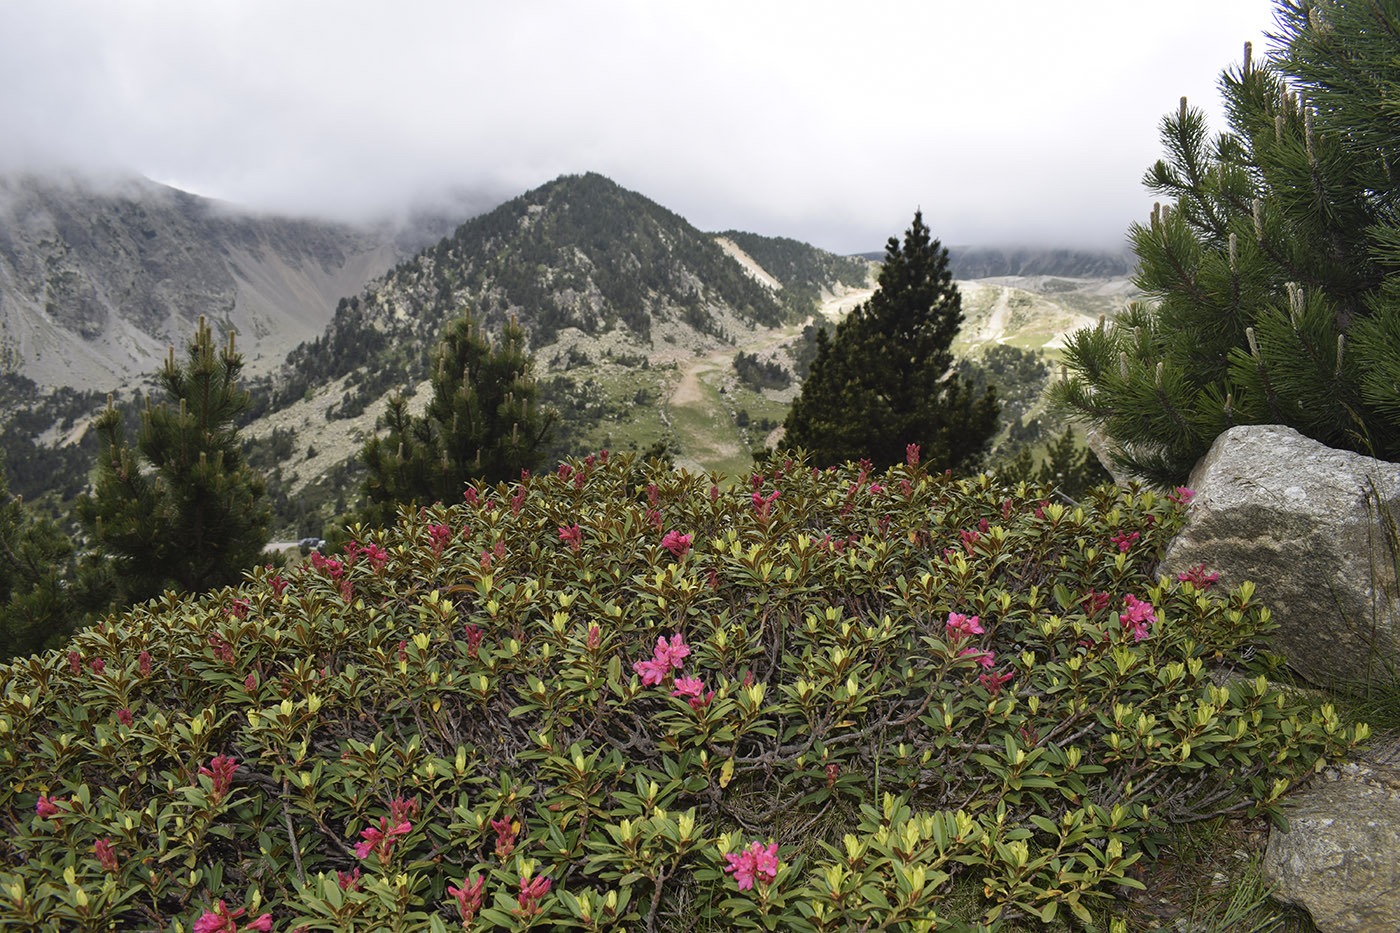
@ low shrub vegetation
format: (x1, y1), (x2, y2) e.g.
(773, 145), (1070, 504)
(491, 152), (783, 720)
(0, 451), (1367, 931)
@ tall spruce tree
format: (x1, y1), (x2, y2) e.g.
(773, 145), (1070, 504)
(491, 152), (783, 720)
(359, 311), (551, 527)
(78, 318), (269, 604)
(783, 211), (999, 471)
(1052, 0), (1400, 484)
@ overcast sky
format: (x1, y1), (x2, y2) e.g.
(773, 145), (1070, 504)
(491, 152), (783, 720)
(1, 1), (1279, 254)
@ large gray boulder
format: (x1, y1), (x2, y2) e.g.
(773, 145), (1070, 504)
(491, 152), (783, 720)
(1160, 425), (1400, 692)
(1262, 735), (1400, 933)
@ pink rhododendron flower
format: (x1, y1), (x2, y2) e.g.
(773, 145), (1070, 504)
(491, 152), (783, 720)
(208, 634), (235, 664)
(906, 443), (920, 465)
(115, 708), (133, 726)
(586, 624), (601, 652)
(1120, 594), (1158, 642)
(354, 816), (411, 860)
(661, 531), (693, 558)
(959, 529), (980, 553)
(428, 524), (452, 555)
(1177, 564), (1220, 588)
(94, 837), (118, 872)
(269, 573), (288, 597)
(1081, 590), (1111, 614)
(138, 650), (152, 677)
(960, 647), (995, 669)
(633, 656), (668, 686)
(724, 841), (780, 891)
(516, 874), (551, 917)
(35, 795), (64, 822)
(671, 675), (714, 708)
(89, 657), (106, 675)
(243, 672), (257, 693)
(449, 875), (486, 924)
(198, 755), (238, 803)
(825, 762), (840, 788)
(979, 668), (1015, 695)
(558, 523), (582, 552)
(633, 633), (690, 686)
(558, 463), (573, 479)
(751, 489), (780, 519)
(337, 868), (362, 891)
(389, 796), (419, 823)
(1111, 531), (1140, 553)
(464, 486), (479, 505)
(193, 900), (271, 933)
(463, 624), (483, 659)
(1169, 486), (1195, 504)
(492, 816), (519, 861)
(945, 612), (984, 644)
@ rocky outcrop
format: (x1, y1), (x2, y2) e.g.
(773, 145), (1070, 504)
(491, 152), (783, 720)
(1160, 424), (1400, 693)
(0, 172), (408, 390)
(1262, 734), (1400, 933)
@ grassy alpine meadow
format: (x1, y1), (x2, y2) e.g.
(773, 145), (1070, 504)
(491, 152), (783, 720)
(0, 451), (1368, 932)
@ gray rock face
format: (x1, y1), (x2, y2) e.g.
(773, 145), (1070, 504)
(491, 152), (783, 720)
(1262, 736), (1400, 933)
(1160, 425), (1400, 693)
(0, 171), (406, 390)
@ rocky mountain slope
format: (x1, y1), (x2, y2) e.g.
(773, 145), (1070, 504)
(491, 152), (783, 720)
(0, 172), (433, 390)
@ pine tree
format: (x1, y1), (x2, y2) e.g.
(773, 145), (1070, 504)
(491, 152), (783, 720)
(0, 459), (81, 658)
(359, 311), (552, 526)
(1052, 1), (1400, 484)
(783, 211), (999, 471)
(78, 318), (269, 604)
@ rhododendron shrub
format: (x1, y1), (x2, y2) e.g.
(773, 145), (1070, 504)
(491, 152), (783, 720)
(0, 452), (1367, 931)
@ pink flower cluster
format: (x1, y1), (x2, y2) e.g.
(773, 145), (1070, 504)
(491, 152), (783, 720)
(661, 530), (692, 559)
(492, 816), (519, 861)
(979, 669), (1015, 695)
(906, 443), (920, 465)
(198, 755), (238, 804)
(1111, 530), (1140, 553)
(427, 524), (452, 555)
(1168, 486), (1196, 505)
(671, 675), (715, 710)
(944, 612), (984, 644)
(633, 634), (690, 686)
(346, 541), (389, 572)
(193, 900), (271, 933)
(448, 875), (486, 925)
(1177, 564), (1219, 588)
(354, 816), (411, 861)
(515, 875), (551, 917)
(751, 488), (780, 519)
(724, 841), (780, 891)
(36, 795), (65, 824)
(94, 837), (118, 872)
(960, 647), (995, 669)
(1120, 594), (1158, 642)
(558, 523), (582, 552)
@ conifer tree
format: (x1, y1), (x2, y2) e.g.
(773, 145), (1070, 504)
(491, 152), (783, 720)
(0, 459), (82, 658)
(783, 211), (999, 471)
(1052, 1), (1400, 484)
(359, 311), (551, 527)
(78, 318), (269, 604)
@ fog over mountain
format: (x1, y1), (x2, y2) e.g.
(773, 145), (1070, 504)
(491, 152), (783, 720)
(0, 2), (1276, 254)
